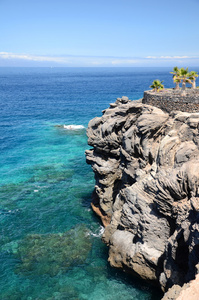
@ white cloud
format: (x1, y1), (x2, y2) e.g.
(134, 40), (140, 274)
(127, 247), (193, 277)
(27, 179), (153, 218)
(0, 52), (199, 67)
(0, 52), (141, 66)
(0, 52), (71, 63)
(146, 55), (190, 59)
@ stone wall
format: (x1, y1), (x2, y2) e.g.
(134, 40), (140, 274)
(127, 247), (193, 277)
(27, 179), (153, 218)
(143, 89), (199, 113)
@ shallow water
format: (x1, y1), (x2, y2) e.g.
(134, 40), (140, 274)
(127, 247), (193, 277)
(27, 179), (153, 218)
(0, 66), (188, 299)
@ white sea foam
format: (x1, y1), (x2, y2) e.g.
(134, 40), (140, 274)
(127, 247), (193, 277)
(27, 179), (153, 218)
(63, 124), (85, 130)
(89, 225), (105, 237)
(0, 209), (20, 215)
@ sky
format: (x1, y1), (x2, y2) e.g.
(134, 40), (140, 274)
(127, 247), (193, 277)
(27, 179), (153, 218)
(0, 0), (199, 67)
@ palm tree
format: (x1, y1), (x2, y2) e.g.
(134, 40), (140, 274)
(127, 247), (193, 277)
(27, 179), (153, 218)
(188, 71), (199, 89)
(174, 77), (181, 90)
(180, 67), (189, 91)
(150, 79), (164, 92)
(170, 66), (181, 89)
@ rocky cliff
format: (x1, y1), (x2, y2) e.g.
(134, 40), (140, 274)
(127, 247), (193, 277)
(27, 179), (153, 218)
(85, 96), (199, 295)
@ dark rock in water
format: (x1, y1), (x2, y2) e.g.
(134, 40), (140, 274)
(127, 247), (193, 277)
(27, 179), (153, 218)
(14, 225), (91, 276)
(85, 97), (199, 296)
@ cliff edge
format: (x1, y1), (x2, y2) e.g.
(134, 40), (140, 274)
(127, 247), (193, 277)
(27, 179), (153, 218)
(85, 96), (199, 296)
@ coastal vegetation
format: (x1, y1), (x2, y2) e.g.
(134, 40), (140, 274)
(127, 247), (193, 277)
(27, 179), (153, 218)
(180, 67), (190, 91)
(150, 79), (164, 92)
(150, 67), (198, 92)
(189, 71), (199, 88)
(170, 66), (181, 90)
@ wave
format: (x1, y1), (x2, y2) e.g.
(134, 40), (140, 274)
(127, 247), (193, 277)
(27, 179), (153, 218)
(63, 124), (85, 130)
(54, 124), (85, 130)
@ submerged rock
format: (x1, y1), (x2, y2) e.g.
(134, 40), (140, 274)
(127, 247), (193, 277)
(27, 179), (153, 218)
(14, 225), (91, 277)
(86, 98), (199, 294)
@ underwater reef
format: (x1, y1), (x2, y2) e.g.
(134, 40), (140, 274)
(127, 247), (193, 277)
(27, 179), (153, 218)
(14, 225), (92, 277)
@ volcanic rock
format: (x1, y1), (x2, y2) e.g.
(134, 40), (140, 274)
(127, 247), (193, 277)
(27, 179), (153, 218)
(86, 97), (199, 295)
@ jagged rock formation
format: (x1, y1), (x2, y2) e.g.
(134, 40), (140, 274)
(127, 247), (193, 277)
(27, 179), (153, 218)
(85, 96), (199, 294)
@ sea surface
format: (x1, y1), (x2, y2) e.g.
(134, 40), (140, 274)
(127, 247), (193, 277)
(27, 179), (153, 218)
(1, 66), (194, 300)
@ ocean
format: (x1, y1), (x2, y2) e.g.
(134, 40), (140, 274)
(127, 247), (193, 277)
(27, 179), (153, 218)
(0, 66), (189, 300)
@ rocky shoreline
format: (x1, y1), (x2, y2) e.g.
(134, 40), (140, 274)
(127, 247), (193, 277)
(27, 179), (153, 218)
(85, 96), (199, 299)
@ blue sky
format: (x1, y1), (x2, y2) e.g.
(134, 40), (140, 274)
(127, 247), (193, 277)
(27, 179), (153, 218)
(0, 0), (199, 67)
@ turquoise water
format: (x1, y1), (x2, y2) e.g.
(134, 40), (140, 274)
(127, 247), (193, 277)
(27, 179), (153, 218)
(0, 67), (184, 299)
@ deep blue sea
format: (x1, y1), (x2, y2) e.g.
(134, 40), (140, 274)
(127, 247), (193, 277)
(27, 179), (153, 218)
(1, 66), (195, 300)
